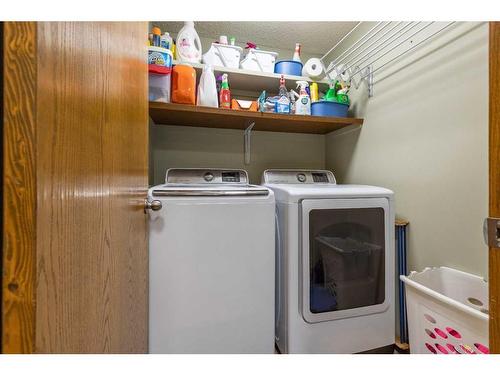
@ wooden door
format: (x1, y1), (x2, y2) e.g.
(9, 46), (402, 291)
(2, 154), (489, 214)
(490, 21), (500, 354)
(2, 22), (149, 353)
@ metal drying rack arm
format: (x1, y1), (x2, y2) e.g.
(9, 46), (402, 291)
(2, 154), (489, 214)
(319, 21), (456, 98)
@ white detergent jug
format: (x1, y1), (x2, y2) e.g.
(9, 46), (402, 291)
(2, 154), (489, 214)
(176, 21), (202, 63)
(197, 65), (218, 108)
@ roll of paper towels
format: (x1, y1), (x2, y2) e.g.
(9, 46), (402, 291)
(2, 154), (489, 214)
(302, 58), (325, 80)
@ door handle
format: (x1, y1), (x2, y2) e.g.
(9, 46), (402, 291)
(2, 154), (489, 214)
(483, 217), (500, 248)
(144, 199), (162, 213)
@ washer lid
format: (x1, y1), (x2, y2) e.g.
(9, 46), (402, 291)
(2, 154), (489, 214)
(262, 169), (337, 185)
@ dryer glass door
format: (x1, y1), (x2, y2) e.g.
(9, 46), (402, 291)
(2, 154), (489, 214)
(300, 198), (393, 323)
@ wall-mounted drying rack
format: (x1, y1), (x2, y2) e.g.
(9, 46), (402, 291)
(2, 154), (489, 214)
(319, 21), (456, 97)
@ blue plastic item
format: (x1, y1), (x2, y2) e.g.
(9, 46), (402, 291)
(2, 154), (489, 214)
(310, 285), (337, 313)
(274, 60), (303, 76)
(311, 101), (349, 117)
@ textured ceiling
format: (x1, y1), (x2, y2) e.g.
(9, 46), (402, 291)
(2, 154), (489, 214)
(153, 21), (359, 56)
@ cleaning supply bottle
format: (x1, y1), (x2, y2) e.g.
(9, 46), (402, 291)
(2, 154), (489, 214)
(295, 81), (311, 115)
(197, 65), (218, 108)
(324, 82), (337, 101)
(176, 21), (202, 63)
(292, 43), (302, 63)
(275, 75), (291, 114)
(171, 39), (177, 59)
(289, 90), (298, 114)
(219, 73), (231, 109)
(160, 32), (173, 50)
(152, 26), (161, 47)
(310, 82), (319, 102)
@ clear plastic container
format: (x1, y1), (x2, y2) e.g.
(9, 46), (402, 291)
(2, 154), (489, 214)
(149, 73), (170, 103)
(401, 267), (489, 354)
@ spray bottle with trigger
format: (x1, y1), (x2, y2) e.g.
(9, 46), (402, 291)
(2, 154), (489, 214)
(295, 81), (311, 115)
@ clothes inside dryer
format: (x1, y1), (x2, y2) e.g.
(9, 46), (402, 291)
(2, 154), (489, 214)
(309, 207), (385, 313)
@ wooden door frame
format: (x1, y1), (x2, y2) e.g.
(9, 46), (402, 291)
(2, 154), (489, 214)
(489, 21), (500, 354)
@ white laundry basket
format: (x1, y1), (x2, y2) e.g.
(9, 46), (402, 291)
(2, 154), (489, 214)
(400, 267), (489, 354)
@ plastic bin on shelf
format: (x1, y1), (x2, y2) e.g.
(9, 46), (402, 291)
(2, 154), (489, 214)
(400, 267), (489, 354)
(202, 43), (243, 69)
(240, 48), (278, 73)
(149, 73), (171, 103)
(148, 47), (173, 103)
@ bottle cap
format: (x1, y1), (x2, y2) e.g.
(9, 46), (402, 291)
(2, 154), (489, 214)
(152, 26), (161, 36)
(221, 73), (229, 89)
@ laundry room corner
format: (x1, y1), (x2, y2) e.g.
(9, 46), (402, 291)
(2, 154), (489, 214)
(325, 22), (489, 278)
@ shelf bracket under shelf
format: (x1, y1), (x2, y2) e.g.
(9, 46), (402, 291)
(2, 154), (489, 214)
(244, 121), (255, 165)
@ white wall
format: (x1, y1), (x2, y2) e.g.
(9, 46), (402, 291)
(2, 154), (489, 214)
(325, 23), (489, 277)
(150, 124), (325, 185)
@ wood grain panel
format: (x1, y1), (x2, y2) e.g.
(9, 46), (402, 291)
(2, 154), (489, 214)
(2, 22), (37, 354)
(149, 102), (364, 134)
(35, 22), (149, 353)
(489, 21), (500, 354)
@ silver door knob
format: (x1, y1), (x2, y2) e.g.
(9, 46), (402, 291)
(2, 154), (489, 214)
(144, 199), (162, 213)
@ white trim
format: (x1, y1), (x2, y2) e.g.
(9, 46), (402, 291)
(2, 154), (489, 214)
(300, 197), (393, 323)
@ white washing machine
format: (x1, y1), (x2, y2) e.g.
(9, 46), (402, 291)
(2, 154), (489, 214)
(148, 168), (275, 353)
(263, 169), (395, 354)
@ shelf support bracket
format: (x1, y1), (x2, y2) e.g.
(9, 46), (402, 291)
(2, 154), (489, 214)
(244, 121), (255, 165)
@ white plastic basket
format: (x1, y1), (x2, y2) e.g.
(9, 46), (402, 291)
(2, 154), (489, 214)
(202, 43), (242, 69)
(400, 267), (489, 354)
(240, 49), (278, 73)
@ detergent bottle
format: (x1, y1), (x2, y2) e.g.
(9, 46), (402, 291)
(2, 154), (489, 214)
(295, 81), (311, 115)
(197, 65), (218, 108)
(176, 21), (202, 63)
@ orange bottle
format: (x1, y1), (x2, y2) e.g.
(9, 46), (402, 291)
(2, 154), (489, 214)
(171, 64), (196, 105)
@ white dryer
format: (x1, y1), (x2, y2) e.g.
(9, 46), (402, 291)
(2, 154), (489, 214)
(263, 169), (395, 354)
(148, 168), (275, 353)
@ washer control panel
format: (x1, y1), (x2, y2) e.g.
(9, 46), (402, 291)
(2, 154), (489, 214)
(166, 169), (248, 185)
(263, 170), (336, 184)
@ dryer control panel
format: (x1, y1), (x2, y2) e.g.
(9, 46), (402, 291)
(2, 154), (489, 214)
(262, 170), (336, 184)
(165, 168), (249, 185)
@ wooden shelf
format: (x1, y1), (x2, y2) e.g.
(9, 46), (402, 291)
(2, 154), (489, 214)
(149, 102), (363, 135)
(173, 60), (331, 95)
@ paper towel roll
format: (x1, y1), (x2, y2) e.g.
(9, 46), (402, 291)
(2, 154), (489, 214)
(302, 58), (324, 80)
